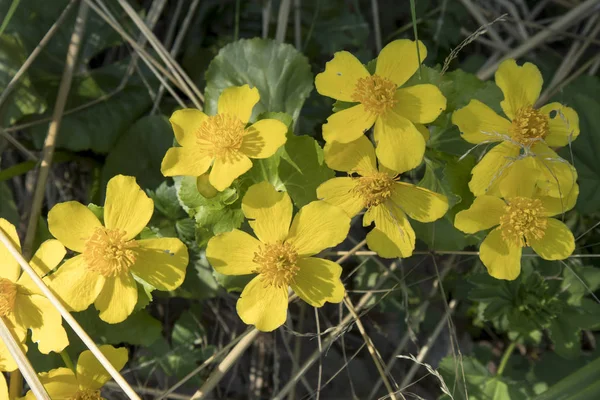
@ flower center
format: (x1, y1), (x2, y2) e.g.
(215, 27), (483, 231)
(509, 106), (549, 146)
(351, 75), (397, 115)
(499, 197), (547, 247)
(353, 172), (396, 208)
(83, 227), (137, 277)
(252, 242), (299, 288)
(69, 389), (102, 400)
(197, 114), (245, 158)
(0, 278), (17, 317)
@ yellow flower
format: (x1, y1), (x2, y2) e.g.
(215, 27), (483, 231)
(0, 219), (68, 354)
(454, 187), (578, 280)
(315, 39), (447, 173)
(46, 175), (189, 324)
(206, 182), (350, 332)
(316, 136), (449, 258)
(22, 345), (128, 400)
(452, 59), (579, 198)
(161, 85), (288, 191)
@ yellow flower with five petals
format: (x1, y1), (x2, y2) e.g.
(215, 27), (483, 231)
(161, 85), (288, 191)
(22, 345), (128, 400)
(46, 175), (189, 324)
(207, 182), (350, 332)
(452, 59), (579, 198)
(315, 39), (446, 173)
(454, 185), (578, 280)
(0, 219), (69, 355)
(316, 136), (449, 258)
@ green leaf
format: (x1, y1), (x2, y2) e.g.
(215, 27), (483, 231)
(213, 270), (254, 293)
(0, 181), (19, 225)
(87, 203), (104, 223)
(101, 116), (174, 191)
(548, 313), (581, 359)
(278, 134), (334, 207)
(204, 38), (313, 123)
(178, 251), (220, 300)
(562, 265), (600, 305)
(149, 181), (187, 221)
(533, 356), (600, 400)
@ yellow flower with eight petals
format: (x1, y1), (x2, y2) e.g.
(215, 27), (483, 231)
(452, 59), (579, 198)
(47, 175), (189, 324)
(316, 136), (449, 258)
(0, 219), (69, 354)
(315, 39), (447, 173)
(454, 186), (578, 280)
(206, 182), (350, 332)
(161, 85), (288, 191)
(22, 344), (128, 400)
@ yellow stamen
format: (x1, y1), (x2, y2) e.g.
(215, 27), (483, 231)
(509, 106), (549, 146)
(351, 75), (397, 115)
(69, 389), (102, 400)
(499, 197), (547, 247)
(196, 114), (245, 159)
(0, 278), (17, 317)
(253, 242), (299, 288)
(83, 227), (137, 277)
(353, 172), (396, 208)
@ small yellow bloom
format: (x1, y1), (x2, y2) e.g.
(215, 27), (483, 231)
(22, 345), (128, 400)
(206, 182), (350, 332)
(454, 188), (578, 280)
(47, 175), (189, 324)
(0, 219), (68, 354)
(452, 59), (579, 198)
(161, 85), (288, 191)
(315, 39), (447, 173)
(316, 136), (449, 258)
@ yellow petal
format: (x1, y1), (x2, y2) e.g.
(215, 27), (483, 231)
(391, 182), (448, 222)
(23, 368), (79, 400)
(529, 218), (574, 260)
(479, 228), (522, 280)
(0, 218), (21, 282)
(495, 59), (543, 119)
(161, 146), (213, 177)
(469, 142), (520, 197)
(242, 181), (292, 243)
(540, 184), (579, 217)
(236, 275), (288, 332)
(242, 119), (287, 158)
(454, 196), (505, 234)
(94, 273), (138, 324)
(322, 104), (376, 143)
(48, 255), (105, 312)
(104, 175), (154, 240)
(364, 204), (415, 258)
(316, 177), (364, 218)
(0, 339), (18, 372)
(323, 135), (377, 175)
(218, 85), (260, 124)
(539, 102), (580, 147)
(48, 202), (102, 253)
(497, 156), (538, 199)
(374, 112), (425, 174)
(531, 143), (577, 198)
(291, 257), (344, 306)
(286, 201), (350, 256)
(209, 152), (253, 191)
(13, 294), (68, 354)
(169, 108), (208, 147)
(206, 229), (261, 275)
(76, 345), (128, 390)
(415, 123), (430, 142)
(19, 240), (66, 295)
(315, 51), (370, 101)
(452, 99), (511, 144)
(196, 173), (219, 199)
(393, 84), (447, 124)
(131, 238), (189, 291)
(375, 39), (427, 86)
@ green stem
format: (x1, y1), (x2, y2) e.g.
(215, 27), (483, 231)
(233, 0), (241, 41)
(409, 0), (422, 79)
(60, 350), (75, 372)
(497, 340), (518, 376)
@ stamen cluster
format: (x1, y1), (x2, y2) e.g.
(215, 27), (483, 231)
(83, 227), (137, 277)
(353, 172), (396, 208)
(499, 197), (547, 247)
(69, 389), (102, 400)
(351, 75), (397, 115)
(509, 106), (549, 146)
(197, 114), (245, 159)
(253, 242), (299, 288)
(0, 277), (17, 317)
